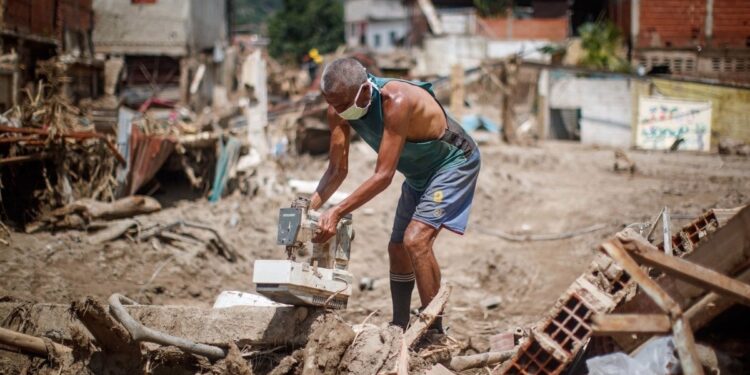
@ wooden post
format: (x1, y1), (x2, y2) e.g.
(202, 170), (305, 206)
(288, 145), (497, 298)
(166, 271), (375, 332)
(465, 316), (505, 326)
(449, 64), (464, 119)
(500, 57), (518, 143)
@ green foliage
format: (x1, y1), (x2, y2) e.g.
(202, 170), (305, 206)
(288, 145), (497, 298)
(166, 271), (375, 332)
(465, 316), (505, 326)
(232, 0), (282, 34)
(473, 0), (510, 17)
(268, 0), (344, 62)
(577, 21), (630, 72)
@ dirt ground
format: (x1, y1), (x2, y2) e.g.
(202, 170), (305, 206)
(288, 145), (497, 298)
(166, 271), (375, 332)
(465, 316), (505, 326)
(2, 138), (749, 350)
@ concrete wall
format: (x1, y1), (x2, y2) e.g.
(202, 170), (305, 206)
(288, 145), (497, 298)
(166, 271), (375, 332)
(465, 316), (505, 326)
(413, 35), (487, 76)
(548, 73), (633, 148)
(414, 36), (550, 76)
(365, 20), (408, 53)
(93, 0), (226, 56)
(345, 0), (408, 52)
(651, 78), (750, 145)
(190, 0), (227, 53)
(345, 0), (407, 22)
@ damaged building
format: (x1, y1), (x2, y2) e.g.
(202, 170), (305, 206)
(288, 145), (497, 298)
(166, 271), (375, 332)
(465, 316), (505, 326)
(92, 0), (231, 109)
(0, 0), (101, 111)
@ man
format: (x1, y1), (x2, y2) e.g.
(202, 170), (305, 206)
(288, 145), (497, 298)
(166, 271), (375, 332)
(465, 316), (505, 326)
(310, 58), (480, 332)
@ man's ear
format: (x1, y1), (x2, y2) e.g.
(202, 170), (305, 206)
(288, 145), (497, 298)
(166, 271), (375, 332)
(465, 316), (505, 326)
(356, 83), (372, 107)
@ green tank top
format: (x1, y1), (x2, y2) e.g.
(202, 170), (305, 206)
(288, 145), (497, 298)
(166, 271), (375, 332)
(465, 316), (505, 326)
(348, 74), (467, 191)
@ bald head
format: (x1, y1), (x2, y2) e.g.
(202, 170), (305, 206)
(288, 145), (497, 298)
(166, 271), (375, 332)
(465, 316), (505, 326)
(320, 58), (368, 98)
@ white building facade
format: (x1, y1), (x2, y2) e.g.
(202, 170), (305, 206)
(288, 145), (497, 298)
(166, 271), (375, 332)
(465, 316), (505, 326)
(345, 0), (408, 53)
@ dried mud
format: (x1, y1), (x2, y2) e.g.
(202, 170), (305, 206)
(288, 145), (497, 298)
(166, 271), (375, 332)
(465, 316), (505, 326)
(2, 140), (750, 373)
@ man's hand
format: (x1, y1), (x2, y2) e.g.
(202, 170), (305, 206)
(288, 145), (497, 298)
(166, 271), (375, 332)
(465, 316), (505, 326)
(313, 207), (341, 243)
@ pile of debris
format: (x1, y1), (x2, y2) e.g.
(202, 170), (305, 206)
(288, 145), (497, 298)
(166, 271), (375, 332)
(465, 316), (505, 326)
(0, 60), (124, 226)
(0, 206), (747, 374)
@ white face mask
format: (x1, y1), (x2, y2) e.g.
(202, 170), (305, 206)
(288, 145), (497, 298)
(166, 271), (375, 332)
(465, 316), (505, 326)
(337, 82), (372, 120)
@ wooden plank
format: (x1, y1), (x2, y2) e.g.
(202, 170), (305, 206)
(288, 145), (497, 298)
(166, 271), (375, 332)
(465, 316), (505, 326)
(591, 314), (671, 335)
(403, 284), (451, 348)
(0, 327), (71, 356)
(629, 247), (750, 306)
(684, 266), (750, 330)
(600, 240), (703, 375)
(614, 206), (750, 317)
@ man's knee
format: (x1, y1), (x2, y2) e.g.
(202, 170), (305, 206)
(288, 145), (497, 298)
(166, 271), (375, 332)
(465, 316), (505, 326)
(403, 225), (432, 258)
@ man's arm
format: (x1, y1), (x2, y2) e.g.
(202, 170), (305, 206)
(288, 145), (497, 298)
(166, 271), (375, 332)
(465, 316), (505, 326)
(313, 89), (410, 242)
(310, 106), (351, 210)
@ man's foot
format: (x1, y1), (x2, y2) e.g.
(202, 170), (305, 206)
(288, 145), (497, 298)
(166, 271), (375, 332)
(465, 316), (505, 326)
(413, 328), (452, 352)
(411, 307), (445, 333)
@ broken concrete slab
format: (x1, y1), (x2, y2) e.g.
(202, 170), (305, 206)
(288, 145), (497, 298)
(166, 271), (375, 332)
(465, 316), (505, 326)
(0, 300), (325, 348)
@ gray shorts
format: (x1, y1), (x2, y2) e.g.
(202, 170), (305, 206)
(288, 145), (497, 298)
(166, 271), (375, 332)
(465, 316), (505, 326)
(390, 150), (481, 243)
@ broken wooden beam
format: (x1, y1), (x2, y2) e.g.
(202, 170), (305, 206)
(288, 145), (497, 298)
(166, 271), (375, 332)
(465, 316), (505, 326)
(600, 240), (704, 375)
(403, 284), (451, 348)
(623, 238), (750, 306)
(612, 206), (750, 351)
(591, 314), (671, 335)
(0, 327), (71, 356)
(684, 265), (750, 330)
(449, 349), (516, 371)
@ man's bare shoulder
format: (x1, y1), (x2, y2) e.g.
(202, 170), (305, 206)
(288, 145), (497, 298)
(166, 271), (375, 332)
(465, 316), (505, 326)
(380, 81), (413, 110)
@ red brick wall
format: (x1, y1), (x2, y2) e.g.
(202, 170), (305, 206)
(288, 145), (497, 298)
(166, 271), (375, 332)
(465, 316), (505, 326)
(1, 0), (92, 40)
(58, 0), (93, 33)
(478, 17), (569, 41)
(638, 0), (706, 48)
(638, 0), (750, 49)
(712, 0), (750, 48)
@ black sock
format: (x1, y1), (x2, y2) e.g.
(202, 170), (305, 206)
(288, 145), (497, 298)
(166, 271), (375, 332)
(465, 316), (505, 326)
(390, 272), (415, 330)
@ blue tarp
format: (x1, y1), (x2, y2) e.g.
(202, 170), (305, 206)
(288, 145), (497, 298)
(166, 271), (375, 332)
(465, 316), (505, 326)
(460, 114), (501, 133)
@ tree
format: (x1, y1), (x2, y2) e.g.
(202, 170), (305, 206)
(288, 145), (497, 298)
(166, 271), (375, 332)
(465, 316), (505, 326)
(578, 21), (630, 72)
(232, 0), (282, 35)
(268, 0), (344, 62)
(474, 0), (511, 17)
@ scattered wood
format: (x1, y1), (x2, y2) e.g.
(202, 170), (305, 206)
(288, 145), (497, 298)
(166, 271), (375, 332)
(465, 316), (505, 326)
(0, 326), (71, 356)
(53, 196), (161, 221)
(591, 313), (672, 335)
(426, 363), (455, 375)
(137, 220), (238, 262)
(393, 338), (409, 375)
(404, 284), (452, 348)
(449, 349), (516, 371)
(87, 219), (138, 244)
(617, 229), (750, 306)
(26, 196), (160, 233)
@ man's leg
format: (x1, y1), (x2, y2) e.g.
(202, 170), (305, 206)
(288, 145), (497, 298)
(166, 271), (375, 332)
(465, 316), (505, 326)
(388, 241), (415, 329)
(389, 183), (419, 330)
(403, 220), (443, 331)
